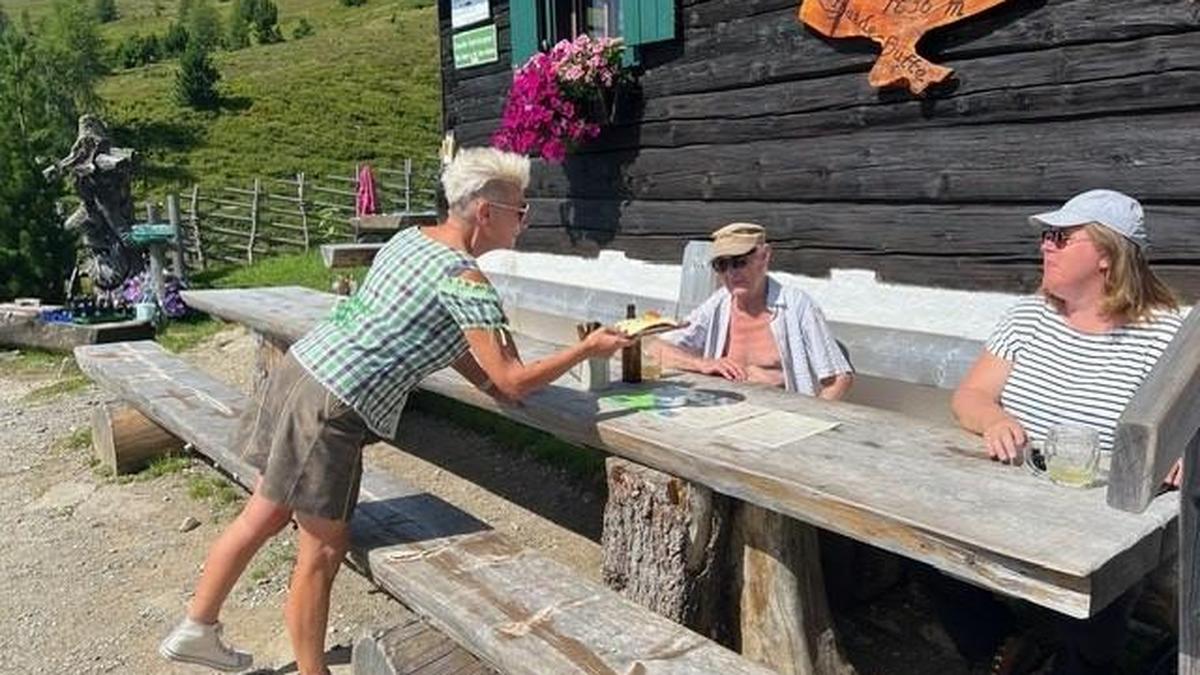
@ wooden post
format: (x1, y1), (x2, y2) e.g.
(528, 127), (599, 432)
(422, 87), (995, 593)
(297, 172), (310, 250)
(404, 158), (412, 214)
(92, 402), (185, 475)
(601, 457), (731, 641)
(1182, 431), (1200, 674)
(733, 503), (855, 675)
(253, 331), (289, 399)
(189, 185), (205, 270)
(166, 193), (186, 281)
(247, 178), (260, 264)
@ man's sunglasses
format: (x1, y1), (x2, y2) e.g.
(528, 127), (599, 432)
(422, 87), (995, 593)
(490, 201), (531, 223)
(1040, 226), (1085, 250)
(711, 248), (758, 273)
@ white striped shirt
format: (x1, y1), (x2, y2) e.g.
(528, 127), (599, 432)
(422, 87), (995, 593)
(988, 296), (1182, 453)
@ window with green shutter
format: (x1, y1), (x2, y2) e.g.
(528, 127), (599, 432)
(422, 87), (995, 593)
(508, 0), (674, 67)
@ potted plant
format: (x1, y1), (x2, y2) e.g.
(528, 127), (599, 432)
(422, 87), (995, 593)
(492, 34), (629, 162)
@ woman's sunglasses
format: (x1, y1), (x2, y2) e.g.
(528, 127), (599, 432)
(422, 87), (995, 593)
(711, 248), (758, 273)
(489, 201), (531, 224)
(1040, 226), (1086, 250)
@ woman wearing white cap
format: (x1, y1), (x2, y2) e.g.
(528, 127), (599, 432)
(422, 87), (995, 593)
(932, 189), (1184, 674)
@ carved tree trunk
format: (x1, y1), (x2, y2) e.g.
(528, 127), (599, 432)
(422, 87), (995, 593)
(92, 402), (184, 475)
(601, 457), (731, 641)
(733, 503), (856, 675)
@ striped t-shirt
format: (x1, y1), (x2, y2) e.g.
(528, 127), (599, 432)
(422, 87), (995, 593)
(988, 296), (1182, 453)
(292, 227), (508, 438)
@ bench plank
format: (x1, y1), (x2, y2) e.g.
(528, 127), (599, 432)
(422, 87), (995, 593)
(177, 287), (1179, 618)
(322, 243), (385, 269)
(75, 341), (775, 675)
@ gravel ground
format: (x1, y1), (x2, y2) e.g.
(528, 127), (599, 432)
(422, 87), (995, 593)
(0, 327), (601, 674)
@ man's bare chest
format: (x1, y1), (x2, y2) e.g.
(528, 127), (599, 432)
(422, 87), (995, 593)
(725, 315), (781, 368)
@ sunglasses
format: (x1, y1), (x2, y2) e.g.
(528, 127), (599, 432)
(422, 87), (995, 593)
(711, 248), (758, 273)
(489, 201), (531, 224)
(1040, 226), (1086, 250)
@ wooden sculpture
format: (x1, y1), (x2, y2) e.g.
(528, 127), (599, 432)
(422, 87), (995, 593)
(798, 0), (1012, 95)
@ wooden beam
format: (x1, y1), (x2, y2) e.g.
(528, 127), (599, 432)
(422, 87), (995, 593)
(1110, 307), (1200, 512)
(1182, 432), (1200, 674)
(733, 504), (855, 675)
(91, 402), (185, 475)
(321, 243), (384, 269)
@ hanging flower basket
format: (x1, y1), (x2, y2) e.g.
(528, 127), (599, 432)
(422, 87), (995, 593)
(492, 34), (629, 163)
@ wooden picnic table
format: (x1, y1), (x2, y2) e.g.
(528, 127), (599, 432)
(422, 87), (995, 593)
(180, 285), (1179, 624)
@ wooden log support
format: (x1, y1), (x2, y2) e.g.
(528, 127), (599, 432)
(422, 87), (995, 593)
(91, 402), (185, 475)
(352, 616), (495, 675)
(601, 457), (731, 641)
(253, 331), (289, 399)
(1182, 431), (1200, 674)
(734, 503), (855, 675)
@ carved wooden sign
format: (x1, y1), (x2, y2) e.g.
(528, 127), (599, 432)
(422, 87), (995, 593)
(798, 0), (1012, 95)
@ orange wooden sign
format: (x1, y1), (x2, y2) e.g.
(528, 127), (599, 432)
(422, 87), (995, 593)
(798, 0), (1012, 95)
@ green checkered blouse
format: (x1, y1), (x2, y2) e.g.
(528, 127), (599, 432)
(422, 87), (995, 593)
(292, 227), (508, 437)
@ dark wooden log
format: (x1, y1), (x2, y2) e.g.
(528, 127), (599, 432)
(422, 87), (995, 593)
(352, 617), (495, 675)
(91, 402), (185, 475)
(733, 503), (855, 675)
(1182, 432), (1200, 674)
(601, 457), (732, 641)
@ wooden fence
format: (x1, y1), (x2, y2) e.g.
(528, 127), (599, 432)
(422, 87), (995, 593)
(170, 160), (441, 269)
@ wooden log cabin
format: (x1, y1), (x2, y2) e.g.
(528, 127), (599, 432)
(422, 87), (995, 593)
(438, 0), (1200, 298)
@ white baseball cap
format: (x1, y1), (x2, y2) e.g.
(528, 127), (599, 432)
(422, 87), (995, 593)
(1029, 189), (1148, 249)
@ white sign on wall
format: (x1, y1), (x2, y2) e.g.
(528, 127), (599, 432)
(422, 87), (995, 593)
(451, 0), (490, 29)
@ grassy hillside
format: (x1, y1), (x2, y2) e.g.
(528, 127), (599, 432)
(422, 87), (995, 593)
(19, 0), (444, 193)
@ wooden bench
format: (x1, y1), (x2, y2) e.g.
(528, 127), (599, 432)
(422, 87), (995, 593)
(74, 340), (776, 675)
(322, 243), (385, 269)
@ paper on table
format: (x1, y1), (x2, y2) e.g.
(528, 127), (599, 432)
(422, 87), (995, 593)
(716, 409), (840, 449)
(654, 401), (769, 429)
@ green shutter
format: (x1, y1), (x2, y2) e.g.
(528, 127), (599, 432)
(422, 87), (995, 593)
(622, 0), (674, 46)
(509, 0), (538, 66)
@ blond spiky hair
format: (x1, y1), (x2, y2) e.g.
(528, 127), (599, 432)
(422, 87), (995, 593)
(441, 147), (530, 213)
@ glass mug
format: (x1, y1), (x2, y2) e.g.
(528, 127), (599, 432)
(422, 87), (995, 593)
(1025, 424), (1101, 488)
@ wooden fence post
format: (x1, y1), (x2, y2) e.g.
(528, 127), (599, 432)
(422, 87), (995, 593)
(189, 185), (205, 270)
(166, 193), (186, 282)
(297, 172), (309, 250)
(247, 178), (260, 264)
(1182, 430), (1200, 674)
(404, 157), (412, 213)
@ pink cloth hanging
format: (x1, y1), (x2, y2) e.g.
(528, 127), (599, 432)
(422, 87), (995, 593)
(356, 164), (377, 217)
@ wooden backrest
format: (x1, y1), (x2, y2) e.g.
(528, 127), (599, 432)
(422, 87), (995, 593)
(1109, 307), (1200, 513)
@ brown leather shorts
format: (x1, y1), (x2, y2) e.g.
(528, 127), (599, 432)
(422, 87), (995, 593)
(235, 352), (372, 521)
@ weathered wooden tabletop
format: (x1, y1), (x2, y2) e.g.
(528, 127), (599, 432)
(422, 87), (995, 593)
(182, 286), (1179, 619)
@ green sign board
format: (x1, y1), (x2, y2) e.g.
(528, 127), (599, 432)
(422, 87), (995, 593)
(453, 24), (498, 69)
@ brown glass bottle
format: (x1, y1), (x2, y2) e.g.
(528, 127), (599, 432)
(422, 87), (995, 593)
(621, 303), (641, 383)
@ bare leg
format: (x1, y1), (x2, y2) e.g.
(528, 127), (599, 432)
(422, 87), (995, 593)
(285, 513), (350, 675)
(188, 487), (293, 623)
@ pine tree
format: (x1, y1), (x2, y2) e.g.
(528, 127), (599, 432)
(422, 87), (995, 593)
(94, 0), (118, 23)
(226, 0), (249, 49)
(0, 10), (77, 301)
(184, 0), (222, 50)
(175, 42), (220, 109)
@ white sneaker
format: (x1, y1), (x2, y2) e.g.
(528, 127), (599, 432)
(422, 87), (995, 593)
(159, 617), (253, 672)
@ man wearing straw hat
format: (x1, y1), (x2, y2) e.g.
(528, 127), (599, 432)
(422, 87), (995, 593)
(657, 222), (853, 399)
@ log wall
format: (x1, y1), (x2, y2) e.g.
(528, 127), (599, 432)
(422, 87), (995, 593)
(439, 0), (1200, 297)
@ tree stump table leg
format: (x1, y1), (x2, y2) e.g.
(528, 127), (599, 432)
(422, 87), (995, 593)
(734, 502), (856, 675)
(601, 456), (731, 641)
(252, 331), (289, 399)
(92, 401), (184, 475)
